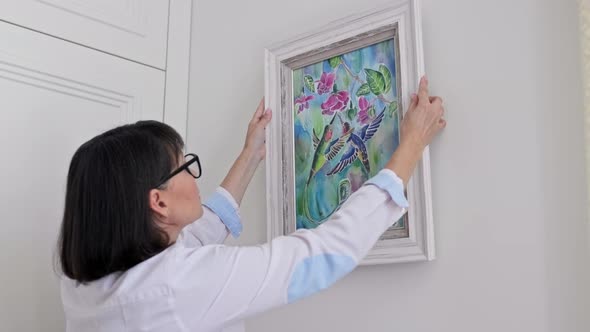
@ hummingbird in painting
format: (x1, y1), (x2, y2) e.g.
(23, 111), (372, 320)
(306, 121), (353, 185)
(327, 108), (386, 176)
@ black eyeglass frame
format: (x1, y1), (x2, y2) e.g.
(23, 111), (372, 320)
(156, 153), (201, 188)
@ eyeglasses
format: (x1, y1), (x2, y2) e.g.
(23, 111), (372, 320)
(156, 153), (201, 188)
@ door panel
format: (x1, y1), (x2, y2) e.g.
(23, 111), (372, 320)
(0, 0), (170, 69)
(0, 20), (165, 331)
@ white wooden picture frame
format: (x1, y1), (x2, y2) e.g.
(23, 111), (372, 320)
(264, 0), (435, 264)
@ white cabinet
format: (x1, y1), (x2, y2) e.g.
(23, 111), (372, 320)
(0, 18), (165, 332)
(0, 0), (170, 69)
(0, 1), (192, 331)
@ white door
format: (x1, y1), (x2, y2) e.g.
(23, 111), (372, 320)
(0, 0), (170, 69)
(0, 19), (165, 331)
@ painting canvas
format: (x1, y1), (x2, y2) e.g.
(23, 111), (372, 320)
(292, 39), (409, 239)
(265, 0), (435, 264)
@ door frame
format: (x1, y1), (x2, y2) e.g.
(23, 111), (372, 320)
(164, 0), (192, 142)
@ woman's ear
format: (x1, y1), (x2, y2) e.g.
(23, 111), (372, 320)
(149, 189), (169, 218)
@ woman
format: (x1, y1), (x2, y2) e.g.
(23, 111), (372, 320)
(58, 77), (445, 332)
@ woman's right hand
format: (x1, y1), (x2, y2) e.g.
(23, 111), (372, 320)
(385, 76), (445, 184)
(401, 76), (446, 150)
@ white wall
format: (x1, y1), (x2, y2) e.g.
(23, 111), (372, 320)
(188, 0), (590, 331)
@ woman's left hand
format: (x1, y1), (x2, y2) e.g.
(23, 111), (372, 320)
(220, 98), (272, 204)
(243, 98), (272, 161)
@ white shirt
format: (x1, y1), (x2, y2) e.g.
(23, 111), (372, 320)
(61, 169), (408, 332)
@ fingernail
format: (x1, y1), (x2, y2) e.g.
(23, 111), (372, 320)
(424, 75), (428, 83)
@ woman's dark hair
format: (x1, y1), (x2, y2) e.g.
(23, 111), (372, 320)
(57, 120), (184, 283)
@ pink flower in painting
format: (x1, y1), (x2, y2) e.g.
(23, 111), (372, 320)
(317, 72), (336, 95)
(294, 94), (314, 113)
(357, 96), (372, 124)
(321, 91), (349, 115)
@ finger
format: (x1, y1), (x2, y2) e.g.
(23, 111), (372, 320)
(252, 98), (265, 122)
(261, 108), (272, 126)
(418, 76), (429, 105)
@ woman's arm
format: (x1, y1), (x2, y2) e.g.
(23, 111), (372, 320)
(180, 100), (271, 246)
(387, 76), (446, 185)
(174, 171), (407, 330)
(173, 77), (446, 329)
(220, 98), (271, 205)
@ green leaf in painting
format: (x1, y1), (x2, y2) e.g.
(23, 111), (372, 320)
(364, 69), (385, 96)
(311, 109), (324, 140)
(347, 107), (358, 120)
(356, 83), (371, 96)
(328, 56), (341, 68)
(379, 64), (392, 93)
(368, 106), (376, 118)
(388, 101), (398, 117)
(304, 75), (315, 93)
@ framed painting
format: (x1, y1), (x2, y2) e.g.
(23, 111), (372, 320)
(264, 0), (435, 264)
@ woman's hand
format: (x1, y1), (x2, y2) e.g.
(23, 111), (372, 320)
(401, 77), (446, 150)
(386, 76), (445, 184)
(243, 98), (272, 162)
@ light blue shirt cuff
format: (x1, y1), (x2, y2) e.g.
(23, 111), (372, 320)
(203, 191), (243, 238)
(214, 187), (239, 209)
(365, 169), (409, 208)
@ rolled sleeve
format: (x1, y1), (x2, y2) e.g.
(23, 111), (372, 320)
(203, 188), (243, 238)
(214, 186), (239, 209)
(365, 169), (409, 208)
